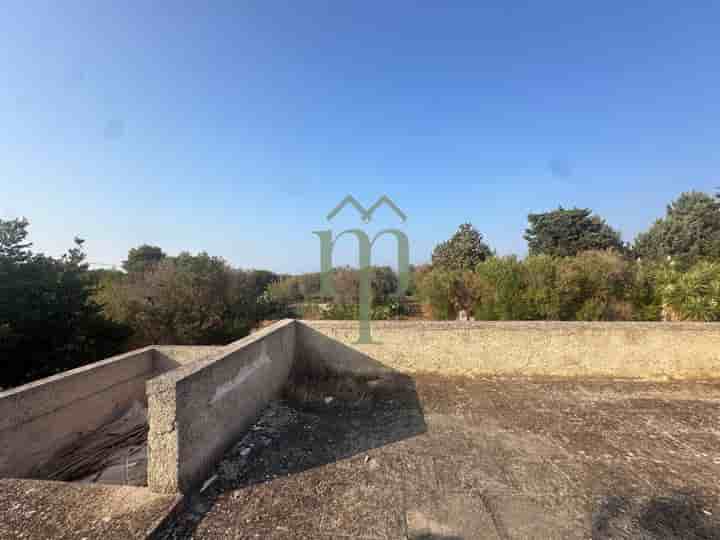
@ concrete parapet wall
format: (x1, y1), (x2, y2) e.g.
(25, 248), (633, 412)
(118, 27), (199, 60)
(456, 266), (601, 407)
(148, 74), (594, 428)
(152, 345), (227, 374)
(298, 320), (720, 380)
(146, 319), (295, 493)
(8, 318), (718, 494)
(0, 348), (156, 479)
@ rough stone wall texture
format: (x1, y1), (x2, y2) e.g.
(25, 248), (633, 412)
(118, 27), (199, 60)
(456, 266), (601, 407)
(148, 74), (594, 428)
(0, 348), (155, 479)
(299, 321), (720, 380)
(146, 319), (296, 494)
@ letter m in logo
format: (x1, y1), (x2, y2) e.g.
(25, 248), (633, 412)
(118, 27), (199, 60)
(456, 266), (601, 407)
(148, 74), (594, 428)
(313, 228), (409, 344)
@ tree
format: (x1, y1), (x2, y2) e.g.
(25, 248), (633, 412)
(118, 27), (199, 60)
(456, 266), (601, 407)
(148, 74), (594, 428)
(0, 217), (32, 263)
(0, 219), (130, 388)
(524, 207), (625, 257)
(101, 252), (278, 346)
(371, 266), (399, 304)
(634, 191), (720, 268)
(122, 244), (166, 274)
(431, 223), (492, 271)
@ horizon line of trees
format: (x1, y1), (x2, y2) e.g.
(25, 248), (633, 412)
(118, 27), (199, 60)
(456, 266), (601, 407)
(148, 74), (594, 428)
(3, 189), (720, 388)
(0, 226), (285, 389)
(417, 191), (720, 322)
(269, 191), (720, 322)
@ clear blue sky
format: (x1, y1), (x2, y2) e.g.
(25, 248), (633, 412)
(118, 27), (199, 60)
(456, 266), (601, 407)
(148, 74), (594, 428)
(2, 2), (719, 273)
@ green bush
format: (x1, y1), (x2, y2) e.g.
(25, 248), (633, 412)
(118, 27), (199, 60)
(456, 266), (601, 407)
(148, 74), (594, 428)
(555, 250), (633, 321)
(523, 255), (561, 319)
(414, 266), (459, 320)
(628, 260), (664, 321)
(659, 260), (720, 321)
(417, 250), (647, 322)
(417, 267), (488, 319)
(99, 253), (279, 346)
(473, 256), (530, 320)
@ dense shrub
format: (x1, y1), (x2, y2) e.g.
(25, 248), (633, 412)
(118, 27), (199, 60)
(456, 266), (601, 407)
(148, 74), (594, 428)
(522, 255), (562, 319)
(268, 265), (404, 319)
(98, 253), (280, 346)
(415, 267), (488, 320)
(417, 250), (648, 322)
(658, 260), (720, 321)
(628, 260), (664, 321)
(473, 256), (530, 320)
(555, 250), (633, 321)
(414, 266), (457, 320)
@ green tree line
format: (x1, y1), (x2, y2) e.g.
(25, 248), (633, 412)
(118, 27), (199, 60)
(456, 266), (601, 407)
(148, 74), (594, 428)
(416, 191), (720, 321)
(268, 191), (720, 323)
(3, 190), (720, 388)
(0, 224), (283, 389)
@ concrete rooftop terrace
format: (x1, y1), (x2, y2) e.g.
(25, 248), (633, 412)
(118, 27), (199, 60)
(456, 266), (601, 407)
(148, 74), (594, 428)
(3, 320), (720, 539)
(153, 373), (720, 540)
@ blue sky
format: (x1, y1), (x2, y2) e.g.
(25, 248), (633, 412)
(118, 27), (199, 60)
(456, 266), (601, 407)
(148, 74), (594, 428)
(2, 2), (719, 273)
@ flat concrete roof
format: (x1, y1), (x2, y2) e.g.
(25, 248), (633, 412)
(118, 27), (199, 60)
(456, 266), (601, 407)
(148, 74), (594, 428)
(154, 374), (720, 539)
(0, 479), (180, 540)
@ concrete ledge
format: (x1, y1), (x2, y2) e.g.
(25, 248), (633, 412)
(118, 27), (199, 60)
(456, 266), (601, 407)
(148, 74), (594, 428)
(0, 348), (156, 478)
(299, 320), (720, 379)
(0, 345), (231, 482)
(0, 347), (155, 432)
(146, 319), (296, 493)
(152, 346), (227, 374)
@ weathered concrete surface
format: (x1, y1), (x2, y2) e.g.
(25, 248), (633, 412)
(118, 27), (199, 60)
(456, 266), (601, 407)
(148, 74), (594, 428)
(0, 344), (236, 484)
(155, 374), (720, 539)
(0, 348), (155, 479)
(0, 478), (181, 540)
(146, 319), (296, 494)
(300, 320), (720, 379)
(152, 346), (227, 374)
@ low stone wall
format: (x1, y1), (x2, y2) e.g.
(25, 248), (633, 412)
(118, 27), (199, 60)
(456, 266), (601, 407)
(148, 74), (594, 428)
(298, 320), (720, 380)
(0, 348), (156, 479)
(146, 319), (295, 494)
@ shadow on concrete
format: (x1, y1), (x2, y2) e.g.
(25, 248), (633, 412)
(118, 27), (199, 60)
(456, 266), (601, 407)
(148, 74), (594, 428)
(592, 490), (720, 540)
(154, 329), (427, 539)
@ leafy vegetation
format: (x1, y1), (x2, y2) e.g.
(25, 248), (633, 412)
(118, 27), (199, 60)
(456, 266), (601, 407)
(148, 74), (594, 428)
(525, 207), (625, 257)
(97, 253), (282, 347)
(122, 244), (166, 274)
(0, 218), (130, 389)
(634, 191), (720, 268)
(417, 251), (639, 321)
(267, 265), (407, 321)
(416, 192), (720, 322)
(431, 223), (492, 270)
(6, 190), (720, 388)
(657, 260), (720, 321)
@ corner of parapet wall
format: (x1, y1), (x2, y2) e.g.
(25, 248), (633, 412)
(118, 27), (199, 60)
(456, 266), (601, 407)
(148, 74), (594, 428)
(146, 319), (296, 494)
